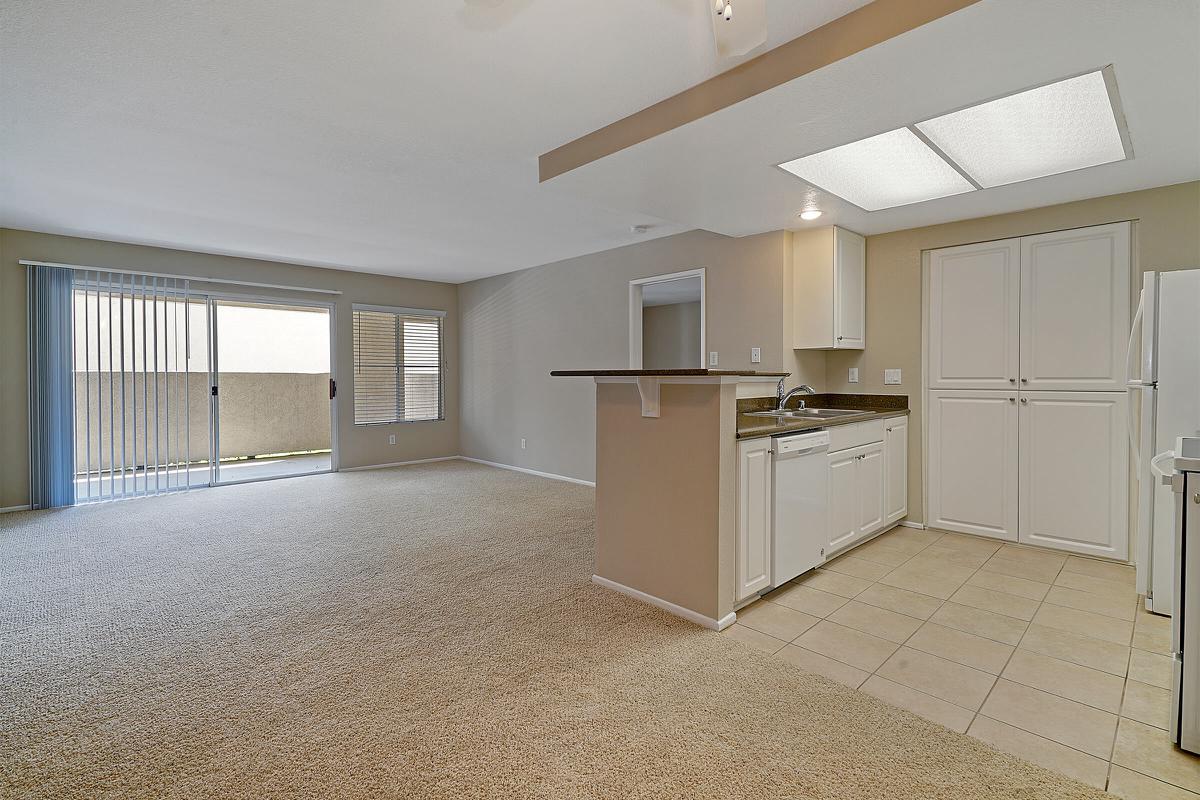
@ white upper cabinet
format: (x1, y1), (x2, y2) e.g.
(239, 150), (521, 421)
(1019, 223), (1131, 391)
(927, 239), (1021, 389)
(927, 390), (1020, 542)
(793, 226), (866, 350)
(1018, 391), (1129, 559)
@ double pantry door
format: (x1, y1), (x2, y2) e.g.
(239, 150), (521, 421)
(925, 222), (1132, 559)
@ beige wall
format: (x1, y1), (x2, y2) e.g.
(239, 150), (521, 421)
(458, 229), (827, 482)
(827, 181), (1200, 524)
(1, 229), (459, 508)
(642, 301), (701, 369)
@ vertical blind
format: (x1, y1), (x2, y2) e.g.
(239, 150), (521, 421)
(352, 306), (444, 425)
(27, 265), (76, 509)
(71, 272), (206, 502)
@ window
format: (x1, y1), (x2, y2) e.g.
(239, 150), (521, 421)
(352, 305), (444, 425)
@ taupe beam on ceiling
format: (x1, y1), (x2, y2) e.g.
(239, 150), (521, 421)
(538, 0), (983, 183)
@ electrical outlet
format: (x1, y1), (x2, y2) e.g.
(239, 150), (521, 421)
(750, 347), (761, 363)
(520, 438), (527, 450)
(388, 434), (396, 445)
(848, 367), (859, 384)
(884, 368), (902, 385)
(709, 351), (719, 367)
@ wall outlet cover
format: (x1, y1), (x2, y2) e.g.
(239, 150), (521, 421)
(520, 438), (527, 450)
(709, 351), (719, 367)
(388, 434), (396, 445)
(750, 347), (761, 363)
(884, 368), (902, 385)
(848, 367), (859, 383)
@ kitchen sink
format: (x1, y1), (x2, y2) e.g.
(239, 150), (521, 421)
(745, 408), (871, 420)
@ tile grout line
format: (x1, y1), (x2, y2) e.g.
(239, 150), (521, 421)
(749, 529), (1171, 791)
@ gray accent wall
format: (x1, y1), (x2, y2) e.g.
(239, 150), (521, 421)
(458, 229), (827, 483)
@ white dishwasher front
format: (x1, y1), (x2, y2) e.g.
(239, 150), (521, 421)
(772, 430), (831, 587)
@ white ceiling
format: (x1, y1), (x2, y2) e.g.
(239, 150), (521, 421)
(547, 0), (1200, 239)
(0, 0), (871, 283)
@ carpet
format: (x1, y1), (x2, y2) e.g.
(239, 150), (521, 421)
(0, 461), (1107, 798)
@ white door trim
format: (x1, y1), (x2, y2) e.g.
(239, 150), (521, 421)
(628, 268), (706, 369)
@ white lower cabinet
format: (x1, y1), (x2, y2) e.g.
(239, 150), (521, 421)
(884, 418), (908, 525)
(828, 447), (860, 552)
(735, 437), (773, 602)
(927, 390), (1130, 559)
(927, 390), (1020, 541)
(1018, 391), (1128, 559)
(827, 438), (886, 556)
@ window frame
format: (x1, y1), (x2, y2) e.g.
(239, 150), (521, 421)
(351, 303), (446, 426)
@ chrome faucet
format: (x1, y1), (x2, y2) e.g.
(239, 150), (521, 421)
(777, 379), (817, 410)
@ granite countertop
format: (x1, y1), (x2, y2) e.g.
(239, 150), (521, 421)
(550, 369), (790, 377)
(736, 394), (910, 440)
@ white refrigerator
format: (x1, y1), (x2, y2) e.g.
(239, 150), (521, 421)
(1130, 269), (1200, 615)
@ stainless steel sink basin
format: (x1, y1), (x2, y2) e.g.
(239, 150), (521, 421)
(745, 408), (871, 420)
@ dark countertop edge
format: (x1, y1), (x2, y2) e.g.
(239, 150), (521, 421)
(550, 369), (790, 377)
(736, 408), (910, 441)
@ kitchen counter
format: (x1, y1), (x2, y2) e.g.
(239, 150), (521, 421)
(737, 408), (909, 439)
(549, 369), (790, 377)
(736, 394), (910, 440)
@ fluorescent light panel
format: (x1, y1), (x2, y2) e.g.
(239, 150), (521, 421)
(778, 127), (975, 212)
(778, 69), (1129, 210)
(915, 70), (1127, 188)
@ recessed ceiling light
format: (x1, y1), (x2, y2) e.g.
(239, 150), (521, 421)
(778, 127), (975, 212)
(915, 69), (1129, 188)
(799, 209), (822, 221)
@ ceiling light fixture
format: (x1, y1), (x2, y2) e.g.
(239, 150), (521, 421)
(779, 127), (975, 211)
(799, 209), (823, 221)
(775, 67), (1131, 211)
(715, 0), (732, 21)
(914, 69), (1129, 188)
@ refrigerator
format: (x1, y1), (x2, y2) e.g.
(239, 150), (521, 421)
(1169, 437), (1200, 754)
(1130, 269), (1200, 615)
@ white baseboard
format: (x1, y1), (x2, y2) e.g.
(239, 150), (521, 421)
(591, 574), (735, 631)
(459, 457), (595, 488)
(340, 456), (460, 472)
(0, 504), (31, 514)
(899, 520), (927, 530)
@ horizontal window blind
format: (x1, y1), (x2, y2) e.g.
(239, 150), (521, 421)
(352, 306), (443, 425)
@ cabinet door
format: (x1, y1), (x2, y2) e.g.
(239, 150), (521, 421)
(928, 239), (1021, 389)
(1018, 391), (1129, 559)
(828, 448), (859, 552)
(736, 438), (773, 601)
(928, 390), (1019, 541)
(884, 418), (908, 525)
(1020, 223), (1131, 391)
(834, 227), (866, 349)
(856, 442), (885, 538)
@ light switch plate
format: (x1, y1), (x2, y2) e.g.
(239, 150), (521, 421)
(848, 367), (859, 384)
(750, 347), (761, 363)
(709, 351), (719, 367)
(884, 368), (902, 385)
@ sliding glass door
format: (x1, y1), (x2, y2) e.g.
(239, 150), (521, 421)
(69, 274), (334, 502)
(210, 298), (333, 485)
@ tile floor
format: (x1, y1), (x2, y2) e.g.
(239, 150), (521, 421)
(722, 526), (1200, 798)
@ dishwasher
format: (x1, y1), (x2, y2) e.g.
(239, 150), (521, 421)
(772, 429), (831, 587)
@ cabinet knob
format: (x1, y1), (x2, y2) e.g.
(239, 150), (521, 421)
(1193, 493), (1200, 505)
(1020, 377), (1028, 383)
(837, 336), (844, 341)
(1009, 377), (1016, 383)
(1020, 397), (1028, 404)
(1009, 397), (1016, 403)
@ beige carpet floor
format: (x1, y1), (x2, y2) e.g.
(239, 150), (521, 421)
(0, 461), (1109, 798)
